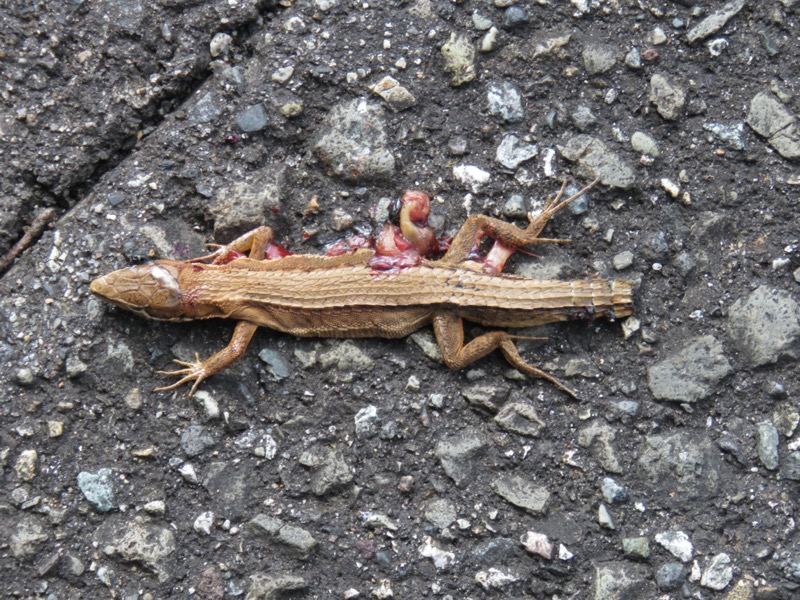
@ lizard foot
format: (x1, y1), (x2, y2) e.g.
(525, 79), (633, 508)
(155, 354), (209, 396)
(524, 178), (599, 240)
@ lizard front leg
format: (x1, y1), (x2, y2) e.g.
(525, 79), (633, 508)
(156, 321), (259, 396)
(439, 179), (599, 268)
(158, 226), (274, 394)
(432, 312), (577, 399)
(192, 226), (278, 264)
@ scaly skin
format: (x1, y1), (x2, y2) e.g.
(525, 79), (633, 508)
(90, 180), (633, 397)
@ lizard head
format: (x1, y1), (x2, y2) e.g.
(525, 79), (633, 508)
(90, 262), (189, 321)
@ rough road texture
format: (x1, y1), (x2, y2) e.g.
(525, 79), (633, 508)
(1, 1), (799, 598)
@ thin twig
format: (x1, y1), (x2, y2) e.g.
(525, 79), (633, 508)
(0, 207), (58, 275)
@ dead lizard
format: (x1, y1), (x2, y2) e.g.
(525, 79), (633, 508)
(90, 180), (634, 397)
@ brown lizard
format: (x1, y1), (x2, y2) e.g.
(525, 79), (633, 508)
(90, 180), (633, 397)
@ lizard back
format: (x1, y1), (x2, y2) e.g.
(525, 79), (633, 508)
(190, 263), (633, 324)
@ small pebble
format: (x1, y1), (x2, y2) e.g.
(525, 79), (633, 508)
(448, 135), (468, 156)
(77, 468), (116, 512)
(772, 257), (791, 271)
(656, 563), (686, 591)
(258, 346), (292, 381)
(15, 368), (35, 386)
(673, 251), (696, 277)
(503, 194), (528, 219)
(96, 565), (113, 587)
(354, 405), (380, 438)
(613, 250), (634, 271)
(272, 66), (294, 83)
(600, 477), (629, 504)
(480, 27), (500, 52)
(181, 425), (215, 457)
(472, 12), (493, 31)
(210, 32), (233, 57)
(566, 189), (589, 215)
(194, 511), (215, 535)
(124, 388), (143, 410)
(655, 531), (693, 562)
(65, 356), (88, 378)
(487, 81), (524, 122)
(650, 27), (667, 45)
(707, 38), (729, 57)
(496, 134), (537, 169)
(280, 101), (303, 118)
(144, 500), (166, 515)
(179, 463), (198, 483)
(625, 48), (642, 69)
(631, 132), (660, 157)
(504, 6), (529, 28)
(783, 451), (800, 481)
(622, 537), (650, 559)
(582, 44), (617, 75)
(193, 391), (220, 420)
(398, 475), (414, 493)
(369, 76), (416, 112)
(441, 33), (476, 86)
(759, 30), (780, 56)
(520, 531), (553, 559)
(15, 449), (38, 482)
(598, 504), (615, 529)
(572, 105), (596, 131)
(700, 553), (733, 590)
(756, 422), (780, 470)
(612, 399), (640, 417)
(622, 316), (641, 339)
(236, 104), (268, 133)
(283, 16), (306, 34)
(703, 121), (746, 150)
(661, 178), (680, 198)
(453, 164), (490, 192)
(558, 544), (574, 560)
(642, 47), (659, 62)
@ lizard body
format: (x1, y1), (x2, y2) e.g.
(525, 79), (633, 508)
(90, 181), (634, 396)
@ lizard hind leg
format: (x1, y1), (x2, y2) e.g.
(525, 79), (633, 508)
(497, 337), (577, 399)
(432, 313), (577, 399)
(438, 179), (599, 267)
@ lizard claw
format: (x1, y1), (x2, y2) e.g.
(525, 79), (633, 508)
(155, 354), (208, 396)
